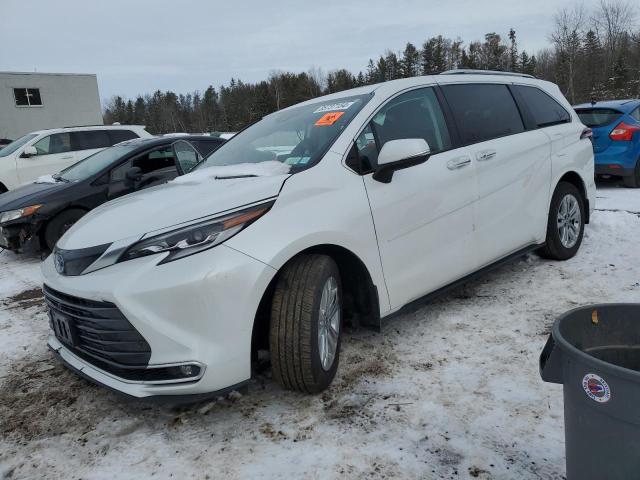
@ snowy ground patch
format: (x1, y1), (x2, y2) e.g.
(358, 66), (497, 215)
(0, 182), (639, 479)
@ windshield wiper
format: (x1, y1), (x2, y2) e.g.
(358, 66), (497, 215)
(214, 174), (258, 180)
(52, 173), (70, 183)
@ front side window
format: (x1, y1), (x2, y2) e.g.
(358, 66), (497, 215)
(574, 108), (623, 128)
(32, 133), (71, 155)
(355, 87), (451, 171)
(14, 88), (42, 107)
(441, 84), (525, 144)
(71, 130), (111, 151)
(0, 133), (38, 157)
(198, 94), (372, 173)
(514, 85), (570, 128)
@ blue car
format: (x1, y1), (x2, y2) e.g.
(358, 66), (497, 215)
(574, 99), (640, 187)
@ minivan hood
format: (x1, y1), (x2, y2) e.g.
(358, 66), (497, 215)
(59, 164), (291, 250)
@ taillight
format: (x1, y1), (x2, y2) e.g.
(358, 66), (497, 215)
(580, 128), (593, 140)
(609, 122), (640, 141)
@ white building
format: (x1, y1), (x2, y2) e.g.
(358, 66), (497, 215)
(0, 72), (103, 140)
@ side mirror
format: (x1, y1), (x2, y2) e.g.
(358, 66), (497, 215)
(373, 139), (431, 184)
(21, 146), (38, 158)
(125, 166), (143, 184)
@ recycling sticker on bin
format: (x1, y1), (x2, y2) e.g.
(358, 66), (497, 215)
(582, 373), (611, 403)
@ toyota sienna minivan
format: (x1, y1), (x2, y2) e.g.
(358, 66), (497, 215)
(42, 71), (595, 400)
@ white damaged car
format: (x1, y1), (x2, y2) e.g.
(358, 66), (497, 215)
(42, 71), (595, 400)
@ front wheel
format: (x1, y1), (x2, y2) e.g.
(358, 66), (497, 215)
(269, 255), (342, 394)
(538, 182), (585, 260)
(44, 209), (86, 251)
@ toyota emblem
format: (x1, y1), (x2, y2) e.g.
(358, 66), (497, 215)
(54, 252), (65, 275)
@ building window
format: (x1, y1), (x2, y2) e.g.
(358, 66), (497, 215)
(14, 88), (42, 107)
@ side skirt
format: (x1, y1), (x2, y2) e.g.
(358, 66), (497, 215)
(384, 243), (544, 322)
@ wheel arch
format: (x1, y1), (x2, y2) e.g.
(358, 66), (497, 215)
(556, 171), (590, 224)
(250, 244), (381, 363)
(38, 205), (91, 249)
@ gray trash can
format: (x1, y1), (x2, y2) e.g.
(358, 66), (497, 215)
(540, 304), (640, 480)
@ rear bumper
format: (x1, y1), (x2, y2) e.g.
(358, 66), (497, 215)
(594, 142), (639, 176)
(595, 164), (635, 177)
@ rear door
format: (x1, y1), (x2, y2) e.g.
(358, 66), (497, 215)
(441, 83), (551, 266)
(361, 86), (478, 309)
(18, 132), (78, 183)
(71, 130), (112, 162)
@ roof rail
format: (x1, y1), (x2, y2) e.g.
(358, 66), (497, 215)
(61, 124), (144, 129)
(440, 69), (535, 79)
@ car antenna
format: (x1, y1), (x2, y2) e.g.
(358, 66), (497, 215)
(590, 95), (597, 106)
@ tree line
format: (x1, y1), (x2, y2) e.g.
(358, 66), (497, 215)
(103, 0), (640, 134)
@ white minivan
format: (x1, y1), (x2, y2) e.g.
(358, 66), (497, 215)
(0, 125), (151, 192)
(42, 71), (595, 400)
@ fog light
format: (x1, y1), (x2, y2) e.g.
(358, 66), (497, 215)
(180, 365), (195, 377)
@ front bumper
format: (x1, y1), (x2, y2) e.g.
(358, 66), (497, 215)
(0, 220), (42, 253)
(42, 244), (277, 399)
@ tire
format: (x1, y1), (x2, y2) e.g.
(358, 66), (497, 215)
(538, 182), (585, 260)
(269, 254), (343, 394)
(44, 209), (86, 251)
(622, 161), (640, 188)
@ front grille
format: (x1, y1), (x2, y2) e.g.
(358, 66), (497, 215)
(44, 285), (152, 380)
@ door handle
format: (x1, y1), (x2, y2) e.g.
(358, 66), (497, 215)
(476, 150), (496, 161)
(447, 156), (472, 170)
(60, 155), (74, 160)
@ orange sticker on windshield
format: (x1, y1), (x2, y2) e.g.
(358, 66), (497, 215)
(315, 111), (345, 126)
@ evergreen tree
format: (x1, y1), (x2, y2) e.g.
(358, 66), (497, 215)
(508, 29), (519, 72)
(401, 42), (421, 77)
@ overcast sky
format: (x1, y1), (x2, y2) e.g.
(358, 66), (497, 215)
(1, 0), (598, 103)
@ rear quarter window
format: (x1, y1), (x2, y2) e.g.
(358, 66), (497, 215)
(109, 130), (139, 144)
(514, 85), (571, 128)
(574, 108), (623, 128)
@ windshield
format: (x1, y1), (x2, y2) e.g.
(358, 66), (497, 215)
(197, 94), (372, 172)
(0, 133), (38, 157)
(58, 144), (139, 182)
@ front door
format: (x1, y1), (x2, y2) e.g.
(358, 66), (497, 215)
(361, 86), (478, 310)
(18, 133), (77, 183)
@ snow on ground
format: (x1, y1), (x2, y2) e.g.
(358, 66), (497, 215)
(1, 181), (639, 480)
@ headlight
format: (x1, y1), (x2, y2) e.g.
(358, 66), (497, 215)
(0, 205), (43, 224)
(120, 202), (273, 264)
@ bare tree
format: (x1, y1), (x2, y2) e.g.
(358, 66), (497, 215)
(592, 0), (637, 71)
(551, 5), (586, 103)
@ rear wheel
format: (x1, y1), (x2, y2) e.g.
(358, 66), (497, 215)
(44, 209), (86, 251)
(269, 254), (342, 394)
(538, 182), (585, 260)
(622, 161), (640, 188)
